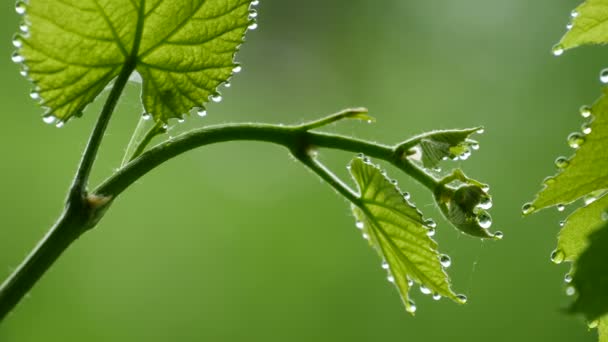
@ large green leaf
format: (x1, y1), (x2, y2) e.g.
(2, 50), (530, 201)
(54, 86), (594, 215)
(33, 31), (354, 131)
(14, 0), (254, 124)
(348, 157), (462, 314)
(527, 89), (608, 212)
(555, 0), (608, 53)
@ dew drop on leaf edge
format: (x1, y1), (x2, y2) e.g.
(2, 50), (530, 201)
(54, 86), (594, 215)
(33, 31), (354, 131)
(42, 115), (55, 124)
(600, 68), (608, 84)
(552, 44), (564, 56)
(522, 203), (535, 215)
(355, 221), (364, 230)
(197, 109), (207, 117)
(432, 293), (441, 301)
(493, 231), (504, 240)
(476, 212), (492, 229)
(456, 294), (468, 304)
(440, 254), (452, 268)
(564, 273), (572, 283)
(550, 249), (565, 264)
(580, 105), (592, 118)
(420, 285), (432, 295)
(567, 132), (585, 148)
(406, 300), (417, 313)
(554, 156), (569, 169)
(15, 1), (26, 15)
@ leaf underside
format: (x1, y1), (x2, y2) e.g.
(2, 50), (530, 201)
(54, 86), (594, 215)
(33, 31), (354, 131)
(17, 0), (253, 124)
(416, 128), (480, 169)
(348, 157), (461, 314)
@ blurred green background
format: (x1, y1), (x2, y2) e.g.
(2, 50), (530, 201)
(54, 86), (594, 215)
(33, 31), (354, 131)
(0, 0), (606, 341)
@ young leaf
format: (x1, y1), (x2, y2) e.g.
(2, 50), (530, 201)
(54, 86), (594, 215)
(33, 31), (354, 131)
(570, 222), (608, 321)
(407, 128), (481, 169)
(15, 0), (253, 124)
(527, 90), (608, 212)
(348, 157), (462, 314)
(557, 0), (608, 52)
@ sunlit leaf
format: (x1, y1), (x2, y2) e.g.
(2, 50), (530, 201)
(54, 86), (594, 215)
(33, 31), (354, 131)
(556, 0), (608, 52)
(528, 89), (608, 212)
(15, 0), (253, 124)
(409, 128), (480, 169)
(348, 157), (462, 314)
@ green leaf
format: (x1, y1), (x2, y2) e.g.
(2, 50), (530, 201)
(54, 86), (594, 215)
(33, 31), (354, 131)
(527, 90), (608, 213)
(600, 318), (608, 342)
(554, 193), (608, 264)
(556, 0), (608, 53)
(412, 128), (481, 169)
(15, 0), (253, 124)
(571, 221), (608, 321)
(348, 157), (462, 314)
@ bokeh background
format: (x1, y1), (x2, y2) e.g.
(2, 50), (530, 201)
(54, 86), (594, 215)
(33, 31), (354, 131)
(0, 1), (606, 341)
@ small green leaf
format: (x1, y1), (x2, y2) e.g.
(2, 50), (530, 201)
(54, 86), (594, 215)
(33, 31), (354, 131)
(348, 157), (461, 314)
(528, 89), (608, 212)
(16, 0), (253, 124)
(570, 220), (608, 321)
(412, 128), (480, 169)
(557, 0), (608, 52)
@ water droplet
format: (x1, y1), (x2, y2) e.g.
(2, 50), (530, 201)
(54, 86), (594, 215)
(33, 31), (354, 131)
(544, 176), (556, 186)
(232, 65), (242, 73)
(211, 94), (222, 103)
(566, 23), (573, 30)
(432, 293), (441, 301)
(362, 233), (369, 240)
(456, 294), (468, 304)
(197, 109), (207, 117)
(381, 261), (389, 270)
(357, 153), (364, 158)
(426, 228), (436, 237)
(567, 132), (585, 148)
(355, 221), (364, 230)
(471, 142), (480, 150)
(482, 184), (490, 192)
(224, 81), (231, 88)
(478, 196), (493, 210)
(363, 157), (371, 164)
(580, 105), (592, 118)
(550, 249), (565, 264)
(571, 10), (579, 18)
(248, 22), (258, 30)
(390, 179), (398, 185)
(162, 123), (169, 130)
(566, 286), (576, 296)
(476, 128), (485, 134)
(582, 122), (592, 135)
(15, 1), (26, 15)
(424, 218), (437, 228)
(20, 69), (28, 77)
(42, 115), (56, 124)
(440, 254), (451, 268)
(557, 204), (565, 212)
(459, 148), (472, 160)
(12, 35), (22, 48)
(407, 278), (413, 286)
(522, 203), (535, 215)
(493, 231), (504, 240)
(248, 9), (258, 19)
(55, 121), (64, 128)
(29, 90), (40, 101)
(559, 220), (565, 227)
(11, 52), (24, 63)
(564, 273), (573, 283)
(387, 275), (395, 283)
(552, 44), (564, 56)
(403, 192), (411, 200)
(420, 285), (431, 295)
(142, 112), (151, 120)
(406, 300), (417, 313)
(600, 69), (608, 84)
(588, 320), (599, 329)
(584, 195), (597, 206)
(554, 156), (569, 168)
(251, 0), (260, 5)
(476, 212), (492, 229)
(177, 118), (185, 123)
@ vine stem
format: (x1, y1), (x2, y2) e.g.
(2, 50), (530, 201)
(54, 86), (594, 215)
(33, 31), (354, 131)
(0, 117), (440, 323)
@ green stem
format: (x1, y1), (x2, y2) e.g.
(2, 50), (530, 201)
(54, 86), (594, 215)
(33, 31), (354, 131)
(94, 124), (439, 198)
(128, 122), (166, 162)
